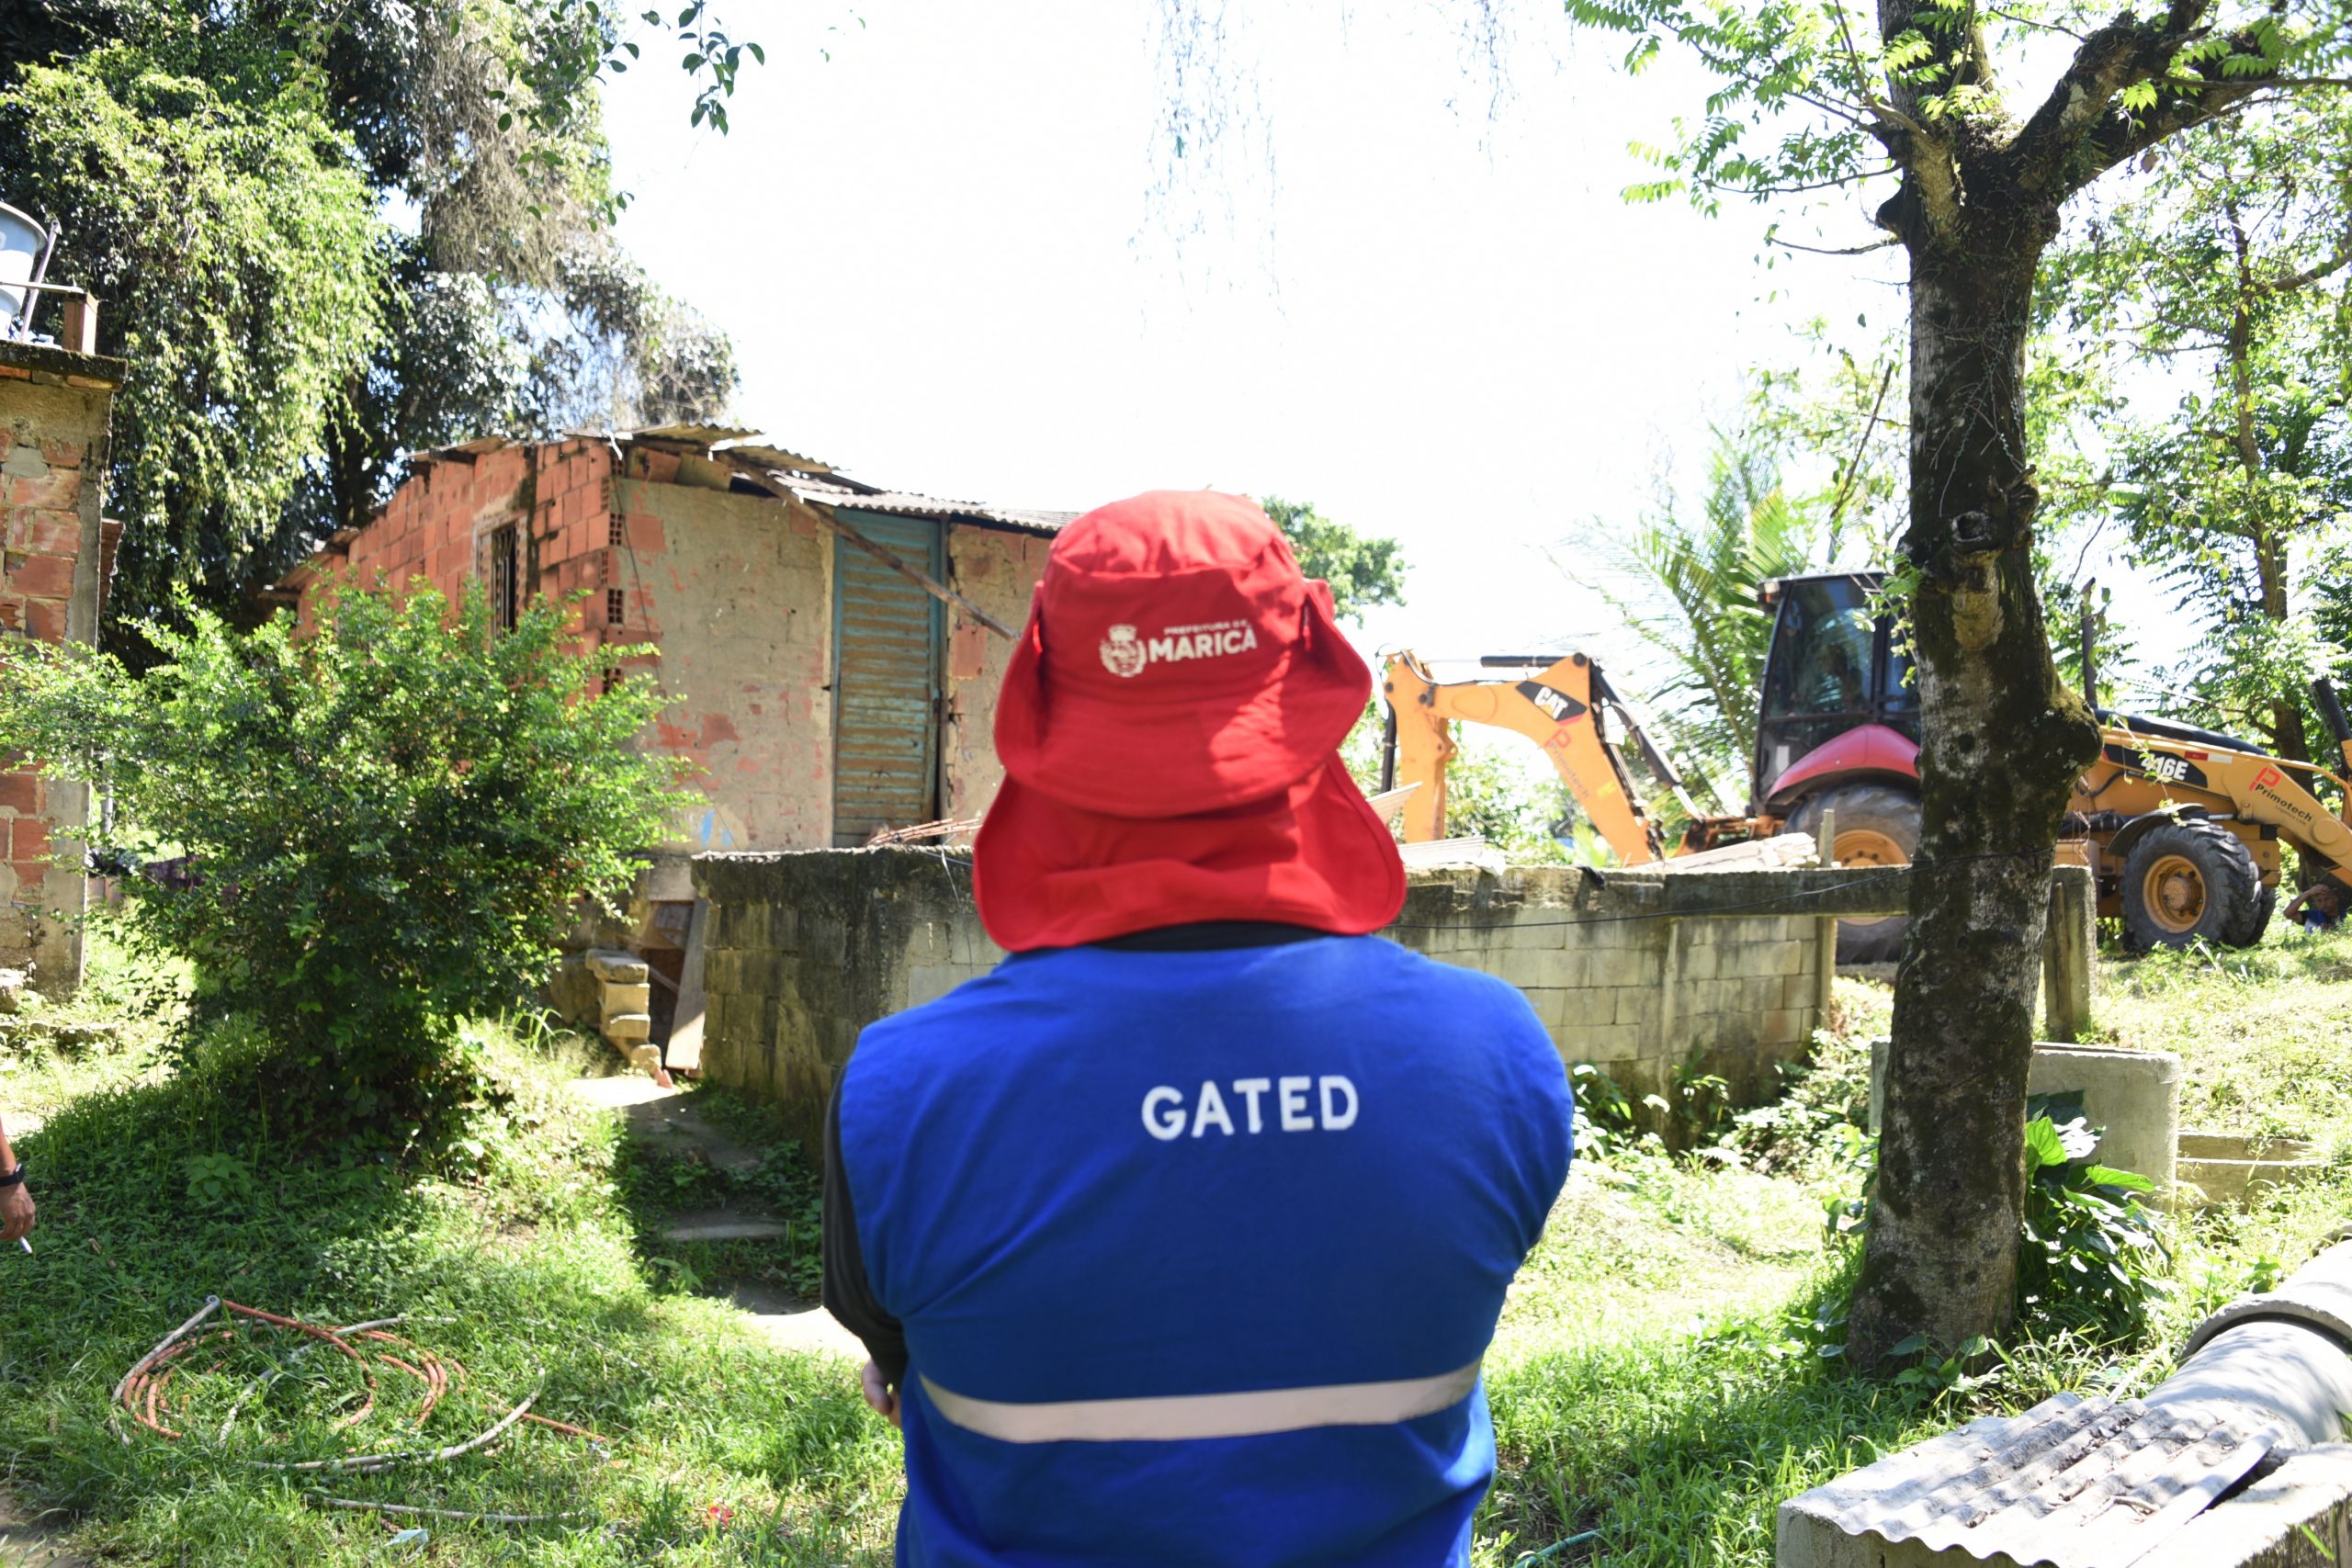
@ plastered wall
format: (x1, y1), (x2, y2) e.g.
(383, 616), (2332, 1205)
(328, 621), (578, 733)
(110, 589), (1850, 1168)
(611, 478), (834, 852)
(942, 526), (1052, 821)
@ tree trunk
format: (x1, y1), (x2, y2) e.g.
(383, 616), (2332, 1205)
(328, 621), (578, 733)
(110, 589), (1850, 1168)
(1846, 222), (2103, 1370)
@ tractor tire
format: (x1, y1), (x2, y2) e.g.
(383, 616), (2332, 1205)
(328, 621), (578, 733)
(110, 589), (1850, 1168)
(2222, 874), (2278, 949)
(1783, 784), (1921, 965)
(2120, 819), (2263, 953)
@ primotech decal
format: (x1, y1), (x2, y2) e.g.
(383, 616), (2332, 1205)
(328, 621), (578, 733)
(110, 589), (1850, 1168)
(2249, 764), (2321, 829)
(2102, 742), (2207, 791)
(1517, 681), (1589, 726)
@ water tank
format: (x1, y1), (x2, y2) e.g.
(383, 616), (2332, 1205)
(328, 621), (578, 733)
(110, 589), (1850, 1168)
(0, 200), (53, 335)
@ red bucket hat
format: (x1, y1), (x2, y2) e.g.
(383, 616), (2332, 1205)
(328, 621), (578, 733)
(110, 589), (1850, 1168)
(974, 491), (1406, 950)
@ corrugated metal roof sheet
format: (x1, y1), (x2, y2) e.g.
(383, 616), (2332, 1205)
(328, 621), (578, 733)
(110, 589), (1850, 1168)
(1782, 1393), (2294, 1567)
(776, 472), (1074, 535)
(626, 423), (765, 448)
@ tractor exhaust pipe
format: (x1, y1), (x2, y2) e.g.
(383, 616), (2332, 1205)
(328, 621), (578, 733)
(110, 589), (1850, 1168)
(2313, 677), (2352, 745)
(2314, 677), (2352, 763)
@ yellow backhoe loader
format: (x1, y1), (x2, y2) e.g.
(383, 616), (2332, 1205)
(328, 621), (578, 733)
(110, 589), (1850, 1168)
(1382, 570), (2352, 954)
(1379, 649), (1695, 864)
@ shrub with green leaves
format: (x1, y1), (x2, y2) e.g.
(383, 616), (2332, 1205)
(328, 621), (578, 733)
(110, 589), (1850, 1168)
(0, 585), (692, 1134)
(2016, 1094), (2173, 1341)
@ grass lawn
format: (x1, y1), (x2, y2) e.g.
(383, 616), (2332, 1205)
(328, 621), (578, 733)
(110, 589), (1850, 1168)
(0, 919), (2346, 1564)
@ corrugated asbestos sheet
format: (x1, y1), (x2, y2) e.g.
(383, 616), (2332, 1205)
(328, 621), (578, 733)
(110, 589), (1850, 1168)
(1788, 1392), (2294, 1567)
(831, 509), (944, 847)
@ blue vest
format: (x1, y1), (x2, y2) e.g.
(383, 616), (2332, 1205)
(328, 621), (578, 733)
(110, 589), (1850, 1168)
(835, 934), (1574, 1567)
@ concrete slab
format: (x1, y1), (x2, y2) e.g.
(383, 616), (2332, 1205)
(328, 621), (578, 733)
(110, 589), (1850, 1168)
(566, 1077), (764, 1174)
(566, 1074), (675, 1110)
(727, 1280), (867, 1363)
(662, 1210), (790, 1243)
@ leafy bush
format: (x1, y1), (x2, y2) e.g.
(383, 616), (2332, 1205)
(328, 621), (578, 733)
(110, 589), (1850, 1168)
(2016, 1093), (2172, 1339)
(0, 586), (691, 1134)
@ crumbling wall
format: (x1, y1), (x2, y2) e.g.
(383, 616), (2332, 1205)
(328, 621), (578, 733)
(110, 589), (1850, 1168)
(691, 851), (1835, 1155)
(611, 479), (834, 851)
(941, 525), (1053, 822)
(0, 340), (122, 997)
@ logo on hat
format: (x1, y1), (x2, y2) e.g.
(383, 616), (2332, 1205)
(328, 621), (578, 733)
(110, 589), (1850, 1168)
(1100, 624), (1148, 679)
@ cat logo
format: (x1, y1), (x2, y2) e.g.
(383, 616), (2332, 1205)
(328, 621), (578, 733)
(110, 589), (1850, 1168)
(1516, 681), (1588, 726)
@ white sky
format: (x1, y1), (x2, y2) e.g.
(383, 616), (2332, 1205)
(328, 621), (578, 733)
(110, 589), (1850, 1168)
(598, 0), (2189, 714)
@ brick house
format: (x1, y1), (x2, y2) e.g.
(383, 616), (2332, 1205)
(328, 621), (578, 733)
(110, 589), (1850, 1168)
(276, 426), (1070, 1058)
(0, 337), (123, 997)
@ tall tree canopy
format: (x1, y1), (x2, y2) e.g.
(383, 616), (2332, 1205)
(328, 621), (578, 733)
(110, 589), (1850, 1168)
(1261, 495), (1408, 626)
(2042, 99), (2352, 760)
(0, 0), (755, 638)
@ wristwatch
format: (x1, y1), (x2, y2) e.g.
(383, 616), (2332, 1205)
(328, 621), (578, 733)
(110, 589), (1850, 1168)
(0, 1163), (26, 1189)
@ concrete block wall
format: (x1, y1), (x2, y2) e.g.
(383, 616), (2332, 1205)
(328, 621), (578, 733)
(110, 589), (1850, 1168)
(692, 851), (1836, 1155)
(1388, 868), (1827, 1102)
(0, 340), (123, 997)
(694, 848), (999, 1153)
(610, 477), (834, 852)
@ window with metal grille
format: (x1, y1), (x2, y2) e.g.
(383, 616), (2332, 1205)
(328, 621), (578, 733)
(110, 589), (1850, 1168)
(606, 587), (625, 626)
(487, 525), (520, 631)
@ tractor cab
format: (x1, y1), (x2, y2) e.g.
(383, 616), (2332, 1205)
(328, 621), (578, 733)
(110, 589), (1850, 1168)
(1753, 571), (1918, 812)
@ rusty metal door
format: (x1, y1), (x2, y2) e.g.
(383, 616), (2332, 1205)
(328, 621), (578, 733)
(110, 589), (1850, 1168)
(831, 510), (944, 846)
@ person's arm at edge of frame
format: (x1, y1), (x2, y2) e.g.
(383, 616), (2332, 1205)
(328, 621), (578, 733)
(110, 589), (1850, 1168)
(823, 1075), (908, 1428)
(0, 1112), (33, 1245)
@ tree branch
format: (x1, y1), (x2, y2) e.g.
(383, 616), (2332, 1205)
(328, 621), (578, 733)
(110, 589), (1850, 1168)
(2005, 0), (2250, 199)
(1768, 233), (1903, 255)
(1983, 6), (2089, 43)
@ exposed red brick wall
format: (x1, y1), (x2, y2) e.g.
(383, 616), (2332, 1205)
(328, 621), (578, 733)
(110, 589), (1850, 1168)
(0, 423), (85, 651)
(292, 437), (671, 699)
(0, 341), (122, 995)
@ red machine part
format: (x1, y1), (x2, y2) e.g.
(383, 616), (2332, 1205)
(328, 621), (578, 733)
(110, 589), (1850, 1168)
(1766, 723), (1918, 808)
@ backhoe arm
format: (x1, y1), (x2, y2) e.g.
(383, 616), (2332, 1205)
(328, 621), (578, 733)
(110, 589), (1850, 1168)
(1382, 651), (1662, 864)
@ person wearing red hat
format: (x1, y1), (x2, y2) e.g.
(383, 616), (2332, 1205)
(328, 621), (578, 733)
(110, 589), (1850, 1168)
(822, 491), (1573, 1567)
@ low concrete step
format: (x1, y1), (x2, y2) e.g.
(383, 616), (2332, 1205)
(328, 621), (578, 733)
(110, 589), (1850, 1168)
(727, 1281), (866, 1363)
(566, 1077), (764, 1175)
(661, 1209), (791, 1244)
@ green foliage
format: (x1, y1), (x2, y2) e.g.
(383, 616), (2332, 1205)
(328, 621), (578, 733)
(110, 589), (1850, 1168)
(0, 45), (389, 620)
(1564, 425), (1830, 809)
(1442, 735), (1577, 863)
(1260, 496), (1407, 626)
(2016, 1094), (2173, 1339)
(0, 586), (693, 1133)
(0, 0), (751, 633)
(2039, 101), (2352, 756)
(0, 1017), (900, 1563)
(1563, 0), (2346, 214)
